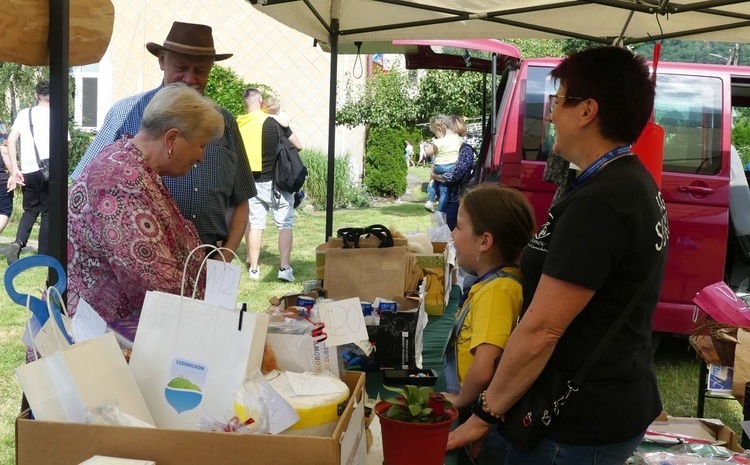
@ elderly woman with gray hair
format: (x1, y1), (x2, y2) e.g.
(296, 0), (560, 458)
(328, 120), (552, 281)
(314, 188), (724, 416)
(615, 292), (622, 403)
(67, 84), (224, 325)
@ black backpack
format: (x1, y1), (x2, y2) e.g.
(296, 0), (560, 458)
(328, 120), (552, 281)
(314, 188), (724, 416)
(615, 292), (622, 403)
(272, 123), (308, 193)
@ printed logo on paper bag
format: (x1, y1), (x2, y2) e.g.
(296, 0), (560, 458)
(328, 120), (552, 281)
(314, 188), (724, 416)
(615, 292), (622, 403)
(164, 357), (208, 414)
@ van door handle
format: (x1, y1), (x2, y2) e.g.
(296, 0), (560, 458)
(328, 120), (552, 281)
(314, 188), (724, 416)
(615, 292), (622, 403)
(678, 185), (715, 195)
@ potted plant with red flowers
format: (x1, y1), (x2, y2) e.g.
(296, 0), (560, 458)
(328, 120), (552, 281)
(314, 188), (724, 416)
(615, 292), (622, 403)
(374, 385), (458, 465)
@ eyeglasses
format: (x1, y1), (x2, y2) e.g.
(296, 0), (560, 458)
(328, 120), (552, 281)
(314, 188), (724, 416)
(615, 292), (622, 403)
(548, 94), (586, 112)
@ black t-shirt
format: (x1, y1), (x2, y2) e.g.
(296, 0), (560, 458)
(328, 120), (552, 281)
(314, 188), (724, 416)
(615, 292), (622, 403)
(255, 118), (293, 182)
(520, 155), (666, 445)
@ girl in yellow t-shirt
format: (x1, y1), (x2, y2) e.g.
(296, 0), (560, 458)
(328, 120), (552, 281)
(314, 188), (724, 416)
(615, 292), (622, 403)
(442, 184), (535, 463)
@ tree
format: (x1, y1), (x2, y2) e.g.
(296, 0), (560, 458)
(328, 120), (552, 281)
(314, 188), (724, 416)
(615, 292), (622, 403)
(337, 66), (419, 129)
(416, 70), (484, 121)
(204, 65), (274, 117)
(506, 39), (566, 58)
(0, 64), (49, 122)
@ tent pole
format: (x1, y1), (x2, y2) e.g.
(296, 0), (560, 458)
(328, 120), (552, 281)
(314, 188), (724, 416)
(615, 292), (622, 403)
(49, 0), (70, 279)
(325, 19), (339, 241)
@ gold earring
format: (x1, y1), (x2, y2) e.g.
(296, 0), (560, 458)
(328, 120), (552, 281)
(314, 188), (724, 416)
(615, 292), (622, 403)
(168, 148), (172, 158)
(476, 252), (481, 262)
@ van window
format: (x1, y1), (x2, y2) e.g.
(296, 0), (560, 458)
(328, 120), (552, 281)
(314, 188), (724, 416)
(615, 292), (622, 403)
(521, 66), (554, 162)
(656, 74), (722, 175)
(521, 67), (723, 175)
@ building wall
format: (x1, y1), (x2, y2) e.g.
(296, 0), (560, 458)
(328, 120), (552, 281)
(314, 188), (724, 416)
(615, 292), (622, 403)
(79, 0), (367, 178)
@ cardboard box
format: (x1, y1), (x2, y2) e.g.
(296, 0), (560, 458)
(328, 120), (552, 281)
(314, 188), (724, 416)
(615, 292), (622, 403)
(415, 242), (453, 316)
(413, 241), (447, 269)
(648, 413), (743, 452)
(80, 457), (156, 465)
(17, 371), (366, 465)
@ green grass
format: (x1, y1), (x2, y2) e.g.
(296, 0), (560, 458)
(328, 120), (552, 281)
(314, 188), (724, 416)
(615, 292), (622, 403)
(0, 178), (744, 462)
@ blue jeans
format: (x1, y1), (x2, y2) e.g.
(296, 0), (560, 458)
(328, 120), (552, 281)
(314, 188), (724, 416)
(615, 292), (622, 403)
(428, 162), (455, 212)
(497, 431), (645, 465)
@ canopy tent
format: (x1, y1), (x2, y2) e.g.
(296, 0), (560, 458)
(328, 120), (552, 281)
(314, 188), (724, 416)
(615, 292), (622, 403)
(249, 0), (750, 239)
(36, 0), (750, 267)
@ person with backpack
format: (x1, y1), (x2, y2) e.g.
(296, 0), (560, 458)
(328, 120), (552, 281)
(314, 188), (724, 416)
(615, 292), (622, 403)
(237, 88), (299, 282)
(429, 115), (476, 230)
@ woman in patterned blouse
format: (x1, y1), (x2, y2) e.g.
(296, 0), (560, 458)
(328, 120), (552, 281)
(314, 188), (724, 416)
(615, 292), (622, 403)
(67, 84), (225, 324)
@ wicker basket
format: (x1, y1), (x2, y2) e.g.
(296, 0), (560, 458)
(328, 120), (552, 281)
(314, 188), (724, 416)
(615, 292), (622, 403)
(706, 318), (739, 366)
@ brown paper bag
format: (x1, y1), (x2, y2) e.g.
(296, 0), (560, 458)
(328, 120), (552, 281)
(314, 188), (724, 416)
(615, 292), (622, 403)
(324, 247), (407, 302)
(731, 327), (750, 400)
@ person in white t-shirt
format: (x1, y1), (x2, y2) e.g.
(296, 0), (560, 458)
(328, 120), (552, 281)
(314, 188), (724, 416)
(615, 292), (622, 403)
(6, 81), (51, 265)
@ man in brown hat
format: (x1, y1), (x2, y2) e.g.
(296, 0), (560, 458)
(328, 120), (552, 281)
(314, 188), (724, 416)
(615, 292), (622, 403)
(71, 22), (255, 261)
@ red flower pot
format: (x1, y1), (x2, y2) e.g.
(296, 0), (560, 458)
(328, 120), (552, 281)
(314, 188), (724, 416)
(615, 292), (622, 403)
(375, 400), (458, 465)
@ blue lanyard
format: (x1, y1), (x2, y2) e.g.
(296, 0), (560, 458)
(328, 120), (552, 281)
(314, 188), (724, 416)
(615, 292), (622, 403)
(457, 265), (505, 308)
(568, 145), (631, 192)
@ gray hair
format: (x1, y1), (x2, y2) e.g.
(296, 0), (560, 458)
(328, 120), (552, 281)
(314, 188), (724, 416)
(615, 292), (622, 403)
(141, 83), (224, 141)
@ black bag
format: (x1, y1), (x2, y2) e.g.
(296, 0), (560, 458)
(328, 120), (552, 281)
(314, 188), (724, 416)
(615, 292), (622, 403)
(28, 108), (49, 181)
(39, 158), (50, 182)
(497, 365), (572, 450)
(272, 124), (307, 193)
(496, 255), (665, 450)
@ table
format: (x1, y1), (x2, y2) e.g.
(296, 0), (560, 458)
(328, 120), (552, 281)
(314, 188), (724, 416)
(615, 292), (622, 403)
(689, 335), (750, 448)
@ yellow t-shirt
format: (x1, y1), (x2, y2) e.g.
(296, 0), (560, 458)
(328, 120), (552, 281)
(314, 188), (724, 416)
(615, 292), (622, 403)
(456, 269), (523, 384)
(236, 110), (268, 172)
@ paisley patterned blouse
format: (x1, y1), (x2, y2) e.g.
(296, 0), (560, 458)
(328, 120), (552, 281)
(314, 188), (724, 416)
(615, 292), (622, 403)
(67, 136), (205, 323)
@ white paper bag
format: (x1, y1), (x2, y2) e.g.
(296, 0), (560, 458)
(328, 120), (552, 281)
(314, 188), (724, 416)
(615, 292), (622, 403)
(129, 291), (269, 430)
(16, 332), (155, 425)
(266, 333), (339, 377)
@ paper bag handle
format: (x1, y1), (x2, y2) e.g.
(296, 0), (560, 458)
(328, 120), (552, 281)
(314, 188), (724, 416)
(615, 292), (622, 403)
(181, 244), (242, 300)
(43, 286), (74, 347)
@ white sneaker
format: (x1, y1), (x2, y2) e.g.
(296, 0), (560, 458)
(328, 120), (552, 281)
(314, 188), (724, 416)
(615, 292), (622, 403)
(278, 267), (295, 282)
(248, 266), (260, 281)
(424, 200), (434, 213)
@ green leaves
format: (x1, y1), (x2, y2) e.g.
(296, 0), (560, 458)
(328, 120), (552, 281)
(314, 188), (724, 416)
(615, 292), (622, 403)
(204, 65), (274, 118)
(380, 384), (453, 424)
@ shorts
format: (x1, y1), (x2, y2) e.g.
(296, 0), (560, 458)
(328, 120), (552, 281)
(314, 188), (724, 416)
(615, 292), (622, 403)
(249, 181), (294, 230)
(0, 174), (12, 217)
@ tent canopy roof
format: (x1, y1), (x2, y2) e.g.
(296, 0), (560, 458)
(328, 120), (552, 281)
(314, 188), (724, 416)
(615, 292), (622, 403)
(250, 0), (750, 52)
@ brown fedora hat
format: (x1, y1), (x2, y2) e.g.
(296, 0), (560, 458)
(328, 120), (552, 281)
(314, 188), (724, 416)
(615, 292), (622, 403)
(146, 21), (232, 61)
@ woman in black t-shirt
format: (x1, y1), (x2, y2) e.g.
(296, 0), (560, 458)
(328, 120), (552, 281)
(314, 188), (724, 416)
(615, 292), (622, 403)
(448, 46), (667, 465)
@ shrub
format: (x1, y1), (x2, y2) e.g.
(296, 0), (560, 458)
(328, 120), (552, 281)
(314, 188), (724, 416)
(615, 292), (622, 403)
(365, 127), (426, 198)
(301, 147), (371, 210)
(68, 124), (93, 177)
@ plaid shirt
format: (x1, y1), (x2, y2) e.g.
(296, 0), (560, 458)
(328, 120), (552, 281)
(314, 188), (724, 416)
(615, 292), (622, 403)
(71, 86), (256, 246)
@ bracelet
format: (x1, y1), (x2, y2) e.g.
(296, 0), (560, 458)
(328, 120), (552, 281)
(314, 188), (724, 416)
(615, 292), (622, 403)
(471, 390), (501, 424)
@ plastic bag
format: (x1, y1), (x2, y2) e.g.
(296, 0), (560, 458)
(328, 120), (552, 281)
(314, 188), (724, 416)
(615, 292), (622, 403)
(266, 309), (338, 376)
(86, 403), (155, 428)
(199, 370), (273, 434)
(428, 211), (452, 242)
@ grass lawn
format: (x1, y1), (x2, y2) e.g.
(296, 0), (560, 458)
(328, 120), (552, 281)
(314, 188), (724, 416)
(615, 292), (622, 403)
(0, 166), (743, 462)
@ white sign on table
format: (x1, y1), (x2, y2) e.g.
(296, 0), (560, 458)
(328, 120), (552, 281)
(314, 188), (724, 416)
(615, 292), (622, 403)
(318, 298), (369, 347)
(204, 260), (241, 310)
(286, 371), (344, 396)
(71, 298), (107, 343)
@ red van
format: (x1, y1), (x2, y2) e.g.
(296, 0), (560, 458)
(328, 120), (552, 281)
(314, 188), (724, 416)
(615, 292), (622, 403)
(402, 41), (750, 335)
